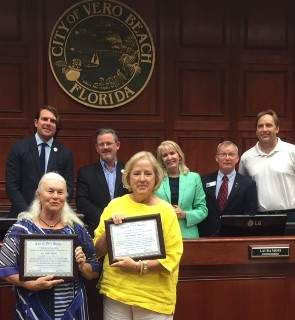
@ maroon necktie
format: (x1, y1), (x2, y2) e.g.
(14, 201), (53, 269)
(217, 175), (228, 211)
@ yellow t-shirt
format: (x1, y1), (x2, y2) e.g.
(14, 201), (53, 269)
(93, 194), (183, 314)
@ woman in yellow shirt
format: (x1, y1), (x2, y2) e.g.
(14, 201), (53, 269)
(94, 151), (183, 320)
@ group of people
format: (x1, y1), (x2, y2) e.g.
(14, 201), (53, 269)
(199, 109), (295, 235)
(0, 105), (294, 319)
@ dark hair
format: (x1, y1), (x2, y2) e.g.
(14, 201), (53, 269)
(256, 109), (279, 128)
(95, 128), (119, 142)
(35, 105), (60, 126)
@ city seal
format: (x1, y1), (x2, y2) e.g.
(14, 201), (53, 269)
(49, 0), (155, 109)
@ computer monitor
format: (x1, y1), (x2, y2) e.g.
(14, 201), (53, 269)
(282, 210), (295, 235)
(219, 214), (287, 236)
(0, 218), (17, 241)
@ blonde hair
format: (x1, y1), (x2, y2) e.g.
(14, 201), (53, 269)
(122, 151), (164, 192)
(18, 172), (83, 227)
(156, 140), (189, 175)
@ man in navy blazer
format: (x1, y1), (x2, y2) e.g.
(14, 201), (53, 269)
(76, 128), (128, 236)
(5, 105), (74, 217)
(198, 141), (257, 236)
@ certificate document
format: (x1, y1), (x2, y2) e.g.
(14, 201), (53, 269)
(19, 234), (78, 280)
(105, 214), (166, 264)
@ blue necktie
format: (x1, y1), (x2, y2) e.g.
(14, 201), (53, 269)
(39, 143), (47, 174)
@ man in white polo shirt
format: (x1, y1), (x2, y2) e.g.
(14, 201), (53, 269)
(239, 109), (295, 212)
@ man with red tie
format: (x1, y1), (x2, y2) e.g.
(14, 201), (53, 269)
(198, 141), (258, 236)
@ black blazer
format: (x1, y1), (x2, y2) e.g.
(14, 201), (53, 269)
(5, 135), (74, 216)
(76, 161), (128, 236)
(198, 171), (258, 237)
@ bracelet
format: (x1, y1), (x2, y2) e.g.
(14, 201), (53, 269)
(138, 260), (144, 275)
(142, 260), (148, 274)
(135, 260), (140, 272)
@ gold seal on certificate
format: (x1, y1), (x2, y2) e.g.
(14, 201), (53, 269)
(105, 214), (166, 264)
(19, 234), (78, 280)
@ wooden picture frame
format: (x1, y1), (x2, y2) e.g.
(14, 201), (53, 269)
(19, 234), (78, 280)
(105, 214), (166, 264)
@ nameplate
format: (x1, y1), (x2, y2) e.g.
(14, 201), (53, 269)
(249, 245), (290, 259)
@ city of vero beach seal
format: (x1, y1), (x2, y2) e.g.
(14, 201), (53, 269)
(49, 0), (155, 109)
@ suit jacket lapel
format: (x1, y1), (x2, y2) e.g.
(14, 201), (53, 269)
(30, 137), (43, 175)
(47, 140), (57, 172)
(97, 162), (111, 201)
(114, 162), (123, 196)
(162, 177), (171, 203)
(178, 174), (185, 206)
(205, 173), (219, 210)
(227, 174), (240, 203)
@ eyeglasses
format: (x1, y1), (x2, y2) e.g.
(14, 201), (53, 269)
(217, 153), (238, 159)
(97, 142), (115, 148)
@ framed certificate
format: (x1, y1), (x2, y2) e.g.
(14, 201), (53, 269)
(105, 214), (166, 264)
(19, 234), (78, 280)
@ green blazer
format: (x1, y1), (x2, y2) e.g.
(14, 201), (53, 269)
(155, 172), (208, 239)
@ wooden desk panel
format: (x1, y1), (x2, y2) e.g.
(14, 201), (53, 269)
(175, 237), (295, 320)
(2, 237), (295, 319)
(0, 281), (15, 319)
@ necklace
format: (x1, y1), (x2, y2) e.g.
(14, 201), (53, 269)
(39, 216), (61, 228)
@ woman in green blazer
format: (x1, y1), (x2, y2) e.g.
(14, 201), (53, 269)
(155, 140), (208, 239)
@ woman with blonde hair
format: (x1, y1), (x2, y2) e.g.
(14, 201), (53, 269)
(155, 140), (207, 239)
(94, 151), (183, 320)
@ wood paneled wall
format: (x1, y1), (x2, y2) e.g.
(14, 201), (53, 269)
(0, 0), (295, 209)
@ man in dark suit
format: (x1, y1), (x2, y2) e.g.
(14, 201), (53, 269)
(198, 141), (257, 236)
(76, 128), (128, 236)
(5, 105), (74, 216)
